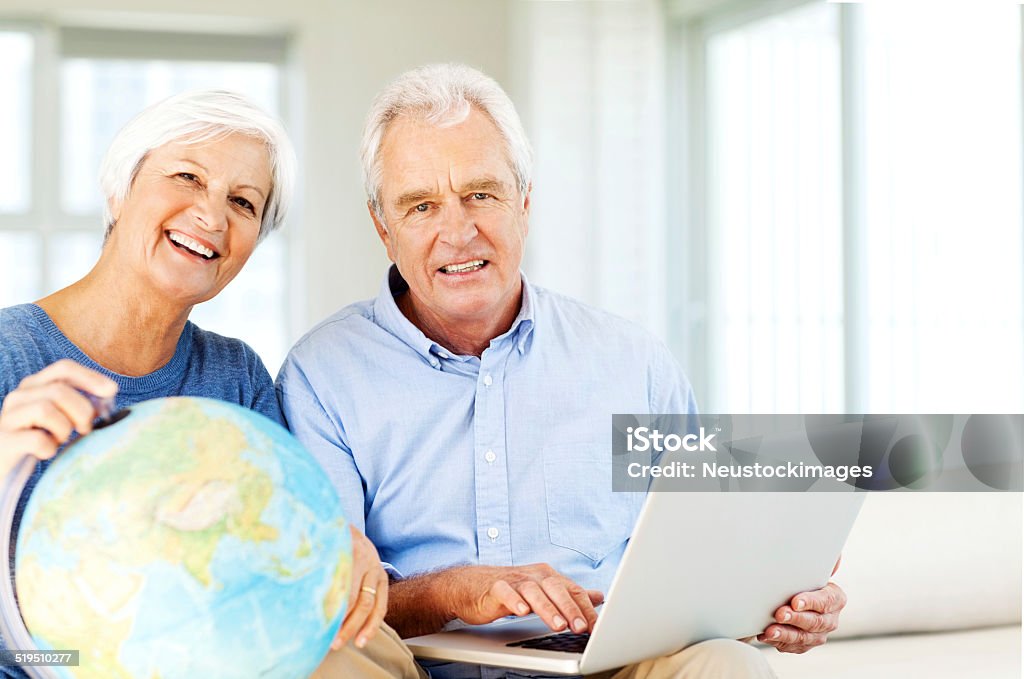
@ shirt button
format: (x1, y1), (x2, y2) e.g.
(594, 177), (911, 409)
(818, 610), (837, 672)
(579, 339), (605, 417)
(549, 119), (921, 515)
(438, 352), (449, 359)
(487, 527), (499, 541)
(483, 374), (493, 386)
(485, 450), (496, 463)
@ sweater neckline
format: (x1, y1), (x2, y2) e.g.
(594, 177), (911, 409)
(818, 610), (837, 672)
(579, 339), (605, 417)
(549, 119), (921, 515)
(28, 304), (193, 395)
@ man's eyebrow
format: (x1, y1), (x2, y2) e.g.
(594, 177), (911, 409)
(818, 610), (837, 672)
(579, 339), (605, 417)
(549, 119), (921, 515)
(460, 178), (512, 194)
(394, 188), (437, 209)
(392, 178), (514, 210)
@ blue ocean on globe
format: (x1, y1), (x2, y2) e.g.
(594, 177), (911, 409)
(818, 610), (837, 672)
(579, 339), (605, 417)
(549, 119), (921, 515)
(14, 396), (352, 679)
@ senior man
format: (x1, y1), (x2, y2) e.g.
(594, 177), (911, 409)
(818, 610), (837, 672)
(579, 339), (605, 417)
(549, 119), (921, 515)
(278, 63), (846, 678)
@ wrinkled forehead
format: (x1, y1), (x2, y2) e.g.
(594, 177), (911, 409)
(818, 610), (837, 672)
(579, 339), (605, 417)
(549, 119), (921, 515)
(378, 109), (516, 197)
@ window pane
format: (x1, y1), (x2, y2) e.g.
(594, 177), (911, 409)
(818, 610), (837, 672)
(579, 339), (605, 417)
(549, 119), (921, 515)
(0, 232), (41, 307)
(60, 59), (279, 216)
(48, 231), (103, 293)
(862, 4), (1023, 412)
(0, 32), (33, 213)
(188, 234), (287, 374)
(705, 3), (843, 413)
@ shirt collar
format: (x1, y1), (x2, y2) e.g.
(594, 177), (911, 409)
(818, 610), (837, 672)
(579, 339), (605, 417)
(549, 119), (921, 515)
(511, 273), (536, 354)
(372, 265), (536, 368)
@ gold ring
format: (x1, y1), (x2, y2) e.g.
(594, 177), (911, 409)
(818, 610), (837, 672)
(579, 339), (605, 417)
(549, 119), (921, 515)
(361, 585), (378, 597)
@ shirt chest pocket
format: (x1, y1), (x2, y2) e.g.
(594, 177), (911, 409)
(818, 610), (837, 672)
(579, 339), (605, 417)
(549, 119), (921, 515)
(541, 443), (644, 564)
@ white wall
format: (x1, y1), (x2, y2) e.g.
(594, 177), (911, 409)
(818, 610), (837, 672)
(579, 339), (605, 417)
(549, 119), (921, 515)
(511, 0), (670, 342)
(0, 0), (512, 335)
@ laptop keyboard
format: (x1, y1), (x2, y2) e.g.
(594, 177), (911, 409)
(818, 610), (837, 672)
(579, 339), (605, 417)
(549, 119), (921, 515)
(506, 632), (590, 653)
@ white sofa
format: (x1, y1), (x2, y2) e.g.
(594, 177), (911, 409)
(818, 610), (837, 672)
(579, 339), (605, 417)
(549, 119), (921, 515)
(762, 493), (1022, 678)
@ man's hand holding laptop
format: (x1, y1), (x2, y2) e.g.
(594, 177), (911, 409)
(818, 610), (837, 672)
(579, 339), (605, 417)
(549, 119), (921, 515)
(757, 557), (847, 654)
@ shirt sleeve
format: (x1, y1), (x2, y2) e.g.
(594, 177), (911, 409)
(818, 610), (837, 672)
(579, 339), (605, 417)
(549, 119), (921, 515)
(648, 341), (700, 467)
(648, 339), (698, 411)
(276, 362), (406, 580)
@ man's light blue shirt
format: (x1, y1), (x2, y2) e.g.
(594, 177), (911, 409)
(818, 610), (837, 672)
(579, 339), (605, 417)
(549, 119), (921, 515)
(277, 267), (696, 597)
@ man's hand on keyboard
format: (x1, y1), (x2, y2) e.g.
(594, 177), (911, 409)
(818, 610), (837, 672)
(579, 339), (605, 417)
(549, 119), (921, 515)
(444, 563), (604, 634)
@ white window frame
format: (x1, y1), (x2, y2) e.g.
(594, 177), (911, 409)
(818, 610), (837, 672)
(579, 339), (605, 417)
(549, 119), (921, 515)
(0, 21), (299, 358)
(666, 0), (1024, 413)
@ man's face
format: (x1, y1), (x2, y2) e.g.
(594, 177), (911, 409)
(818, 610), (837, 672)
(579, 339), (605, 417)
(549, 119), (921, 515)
(372, 107), (530, 333)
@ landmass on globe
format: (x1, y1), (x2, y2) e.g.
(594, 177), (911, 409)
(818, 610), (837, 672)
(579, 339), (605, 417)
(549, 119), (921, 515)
(14, 397), (352, 679)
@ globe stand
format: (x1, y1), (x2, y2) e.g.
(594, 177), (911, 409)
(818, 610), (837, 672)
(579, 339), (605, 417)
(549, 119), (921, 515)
(0, 458), (53, 679)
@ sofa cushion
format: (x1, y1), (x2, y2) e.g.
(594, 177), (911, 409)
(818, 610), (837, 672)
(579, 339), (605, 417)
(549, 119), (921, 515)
(762, 624), (1021, 679)
(830, 493), (1021, 638)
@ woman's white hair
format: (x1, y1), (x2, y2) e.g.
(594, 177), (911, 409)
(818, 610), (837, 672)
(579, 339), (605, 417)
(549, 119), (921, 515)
(360, 63), (533, 221)
(99, 89), (296, 243)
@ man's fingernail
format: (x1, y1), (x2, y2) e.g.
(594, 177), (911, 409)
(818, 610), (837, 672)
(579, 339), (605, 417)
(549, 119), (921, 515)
(783, 612), (792, 622)
(517, 603), (529, 615)
(795, 599), (805, 611)
(771, 629), (781, 639)
(573, 618), (586, 632)
(553, 615), (566, 629)
(356, 636), (367, 648)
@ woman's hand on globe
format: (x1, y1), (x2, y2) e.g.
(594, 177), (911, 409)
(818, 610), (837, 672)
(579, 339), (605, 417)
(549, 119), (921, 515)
(0, 360), (118, 476)
(332, 525), (388, 651)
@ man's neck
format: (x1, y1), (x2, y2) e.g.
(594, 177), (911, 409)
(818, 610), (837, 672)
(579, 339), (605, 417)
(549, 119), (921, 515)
(395, 290), (522, 359)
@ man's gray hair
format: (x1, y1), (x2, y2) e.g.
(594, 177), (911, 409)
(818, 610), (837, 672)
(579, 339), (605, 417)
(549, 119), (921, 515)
(99, 89), (296, 243)
(360, 63), (533, 221)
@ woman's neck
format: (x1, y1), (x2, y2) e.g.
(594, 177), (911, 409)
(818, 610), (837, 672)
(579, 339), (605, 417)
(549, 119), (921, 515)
(36, 264), (192, 377)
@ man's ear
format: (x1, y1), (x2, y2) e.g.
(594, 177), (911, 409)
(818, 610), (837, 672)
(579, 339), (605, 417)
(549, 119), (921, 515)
(368, 201), (396, 262)
(521, 184), (532, 238)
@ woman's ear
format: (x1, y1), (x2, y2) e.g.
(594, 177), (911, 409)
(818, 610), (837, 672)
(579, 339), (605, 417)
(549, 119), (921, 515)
(107, 195), (122, 224)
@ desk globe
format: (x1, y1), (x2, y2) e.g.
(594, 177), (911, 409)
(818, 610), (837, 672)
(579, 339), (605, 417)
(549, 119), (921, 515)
(13, 397), (351, 679)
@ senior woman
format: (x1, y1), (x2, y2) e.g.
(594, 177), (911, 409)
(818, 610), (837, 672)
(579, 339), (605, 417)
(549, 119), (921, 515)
(0, 91), (408, 678)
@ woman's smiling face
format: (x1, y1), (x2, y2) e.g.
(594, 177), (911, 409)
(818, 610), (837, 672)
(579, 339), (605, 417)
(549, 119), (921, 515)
(106, 133), (273, 306)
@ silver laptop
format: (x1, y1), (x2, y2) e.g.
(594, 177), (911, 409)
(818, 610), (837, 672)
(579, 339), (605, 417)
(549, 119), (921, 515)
(406, 490), (865, 675)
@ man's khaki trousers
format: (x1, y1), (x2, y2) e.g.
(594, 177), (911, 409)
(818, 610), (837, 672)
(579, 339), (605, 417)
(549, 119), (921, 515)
(311, 623), (777, 679)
